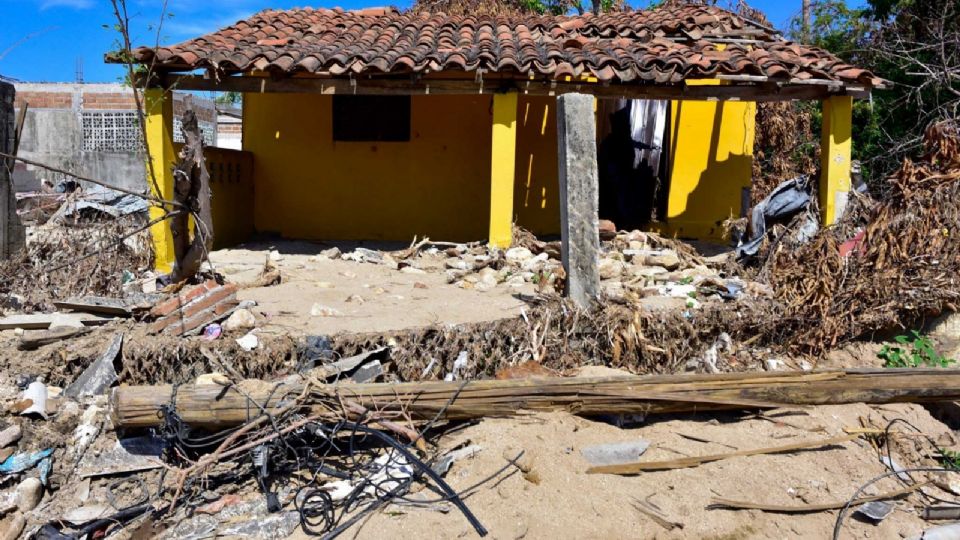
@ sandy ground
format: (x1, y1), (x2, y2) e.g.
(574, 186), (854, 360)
(320, 401), (953, 540)
(209, 240), (537, 336)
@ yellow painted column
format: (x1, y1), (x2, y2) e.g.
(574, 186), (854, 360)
(489, 91), (518, 248)
(144, 89), (176, 273)
(819, 95), (853, 225)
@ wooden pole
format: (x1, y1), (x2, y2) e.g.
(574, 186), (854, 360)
(0, 81), (25, 259)
(112, 369), (960, 430)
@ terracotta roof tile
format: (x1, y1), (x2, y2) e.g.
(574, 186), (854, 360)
(130, 5), (879, 87)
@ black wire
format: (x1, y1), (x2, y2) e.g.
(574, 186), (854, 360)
(338, 422), (488, 537)
(833, 467), (960, 540)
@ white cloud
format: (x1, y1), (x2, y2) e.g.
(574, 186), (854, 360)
(40, 0), (94, 9)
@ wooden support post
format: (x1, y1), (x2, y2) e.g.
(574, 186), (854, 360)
(488, 91), (518, 248)
(0, 81), (25, 259)
(819, 95), (853, 225)
(144, 89), (177, 274)
(557, 93), (600, 308)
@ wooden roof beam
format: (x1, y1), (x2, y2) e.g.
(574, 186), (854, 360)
(156, 73), (871, 102)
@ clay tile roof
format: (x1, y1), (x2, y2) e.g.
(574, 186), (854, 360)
(128, 5), (880, 87)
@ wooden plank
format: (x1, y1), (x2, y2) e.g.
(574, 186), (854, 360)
(18, 326), (91, 350)
(53, 297), (133, 317)
(0, 313), (114, 330)
(586, 434), (859, 474)
(112, 368), (960, 430)
(158, 74), (869, 102)
(708, 483), (927, 513)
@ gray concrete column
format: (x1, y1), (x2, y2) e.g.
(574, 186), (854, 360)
(556, 93), (600, 309)
(1, 81), (26, 259)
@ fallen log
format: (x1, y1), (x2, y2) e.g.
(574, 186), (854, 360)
(112, 368), (960, 430)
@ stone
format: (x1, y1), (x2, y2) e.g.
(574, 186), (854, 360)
(506, 275), (526, 288)
(400, 266), (426, 275)
(521, 252), (549, 272)
(345, 294), (365, 304)
(557, 94), (601, 309)
(457, 280), (474, 290)
(598, 258), (625, 280)
(16, 478), (42, 512)
(478, 267), (499, 286)
(310, 304), (342, 317)
(628, 240), (646, 251)
(628, 265), (668, 278)
(929, 312), (960, 339)
(268, 250), (282, 262)
(505, 247), (533, 264)
(638, 296), (689, 312)
(764, 359), (786, 371)
(320, 247), (341, 259)
(644, 251), (681, 271)
(222, 309), (256, 331)
(598, 219), (617, 240)
(0, 426), (20, 449)
(445, 258), (471, 271)
(624, 230), (648, 243)
(315, 281), (334, 288)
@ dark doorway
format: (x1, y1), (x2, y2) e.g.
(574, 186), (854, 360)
(597, 99), (671, 231)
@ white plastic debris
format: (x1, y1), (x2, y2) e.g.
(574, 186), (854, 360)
(325, 452), (413, 502)
(444, 351), (469, 382)
(236, 333), (259, 351)
(20, 381), (48, 419)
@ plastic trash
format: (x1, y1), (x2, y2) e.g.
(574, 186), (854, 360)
(0, 448), (54, 475)
(203, 324), (223, 341)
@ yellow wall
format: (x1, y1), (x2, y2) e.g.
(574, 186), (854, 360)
(244, 93), (495, 242)
(662, 90), (755, 239)
(240, 91), (753, 244)
(514, 96), (561, 236)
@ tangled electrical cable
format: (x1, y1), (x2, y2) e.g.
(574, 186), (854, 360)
(148, 381), (523, 539)
(831, 418), (960, 540)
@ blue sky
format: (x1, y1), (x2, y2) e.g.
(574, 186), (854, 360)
(0, 0), (861, 83)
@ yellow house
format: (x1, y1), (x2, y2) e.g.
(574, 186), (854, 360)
(121, 5), (883, 273)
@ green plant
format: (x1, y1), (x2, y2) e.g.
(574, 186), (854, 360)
(937, 448), (960, 470)
(878, 331), (956, 368)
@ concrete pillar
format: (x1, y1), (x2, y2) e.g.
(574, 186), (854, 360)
(819, 95), (853, 225)
(556, 93), (600, 309)
(489, 92), (518, 248)
(0, 81), (25, 259)
(144, 88), (177, 274)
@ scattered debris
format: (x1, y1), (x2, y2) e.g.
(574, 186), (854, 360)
(63, 333), (121, 398)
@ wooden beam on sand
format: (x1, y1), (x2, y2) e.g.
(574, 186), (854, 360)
(112, 368), (960, 430)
